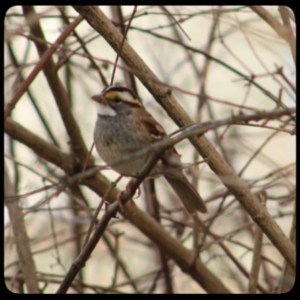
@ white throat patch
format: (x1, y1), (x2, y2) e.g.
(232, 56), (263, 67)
(96, 102), (116, 116)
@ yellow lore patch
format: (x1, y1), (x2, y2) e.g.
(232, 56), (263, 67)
(104, 91), (118, 99)
(104, 91), (141, 106)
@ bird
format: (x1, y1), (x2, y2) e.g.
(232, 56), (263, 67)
(91, 85), (207, 214)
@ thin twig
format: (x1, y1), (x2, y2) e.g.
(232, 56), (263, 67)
(4, 14), (83, 120)
(110, 6), (137, 85)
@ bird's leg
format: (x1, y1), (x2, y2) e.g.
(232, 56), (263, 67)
(117, 178), (138, 210)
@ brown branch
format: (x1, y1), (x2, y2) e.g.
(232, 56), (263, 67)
(250, 6), (288, 40)
(5, 163), (40, 293)
(248, 191), (266, 293)
(277, 200), (296, 293)
(250, 6), (295, 65)
(278, 6), (296, 64)
(4, 118), (74, 174)
(21, 6), (90, 164)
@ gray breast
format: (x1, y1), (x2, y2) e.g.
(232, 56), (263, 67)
(94, 116), (151, 176)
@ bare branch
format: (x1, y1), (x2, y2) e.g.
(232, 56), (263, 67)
(5, 163), (40, 293)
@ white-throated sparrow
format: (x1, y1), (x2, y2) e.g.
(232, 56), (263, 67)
(92, 86), (207, 214)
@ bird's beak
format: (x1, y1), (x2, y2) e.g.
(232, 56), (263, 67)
(91, 94), (108, 105)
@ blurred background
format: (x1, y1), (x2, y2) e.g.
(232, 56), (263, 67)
(4, 6), (295, 293)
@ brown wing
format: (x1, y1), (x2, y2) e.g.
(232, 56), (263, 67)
(140, 110), (167, 142)
(139, 109), (183, 174)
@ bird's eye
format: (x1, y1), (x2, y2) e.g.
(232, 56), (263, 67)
(114, 97), (121, 103)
